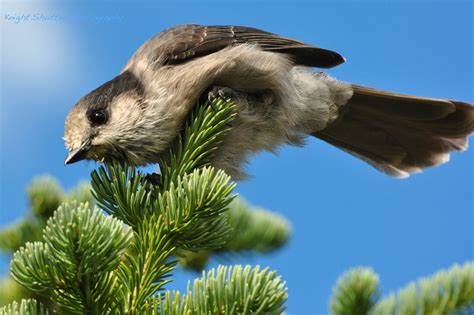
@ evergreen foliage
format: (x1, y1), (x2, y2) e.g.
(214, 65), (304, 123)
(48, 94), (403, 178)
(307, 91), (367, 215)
(0, 178), (289, 307)
(0, 96), (472, 314)
(330, 263), (474, 315)
(179, 198), (291, 271)
(372, 262), (474, 315)
(10, 203), (132, 314)
(0, 98), (289, 314)
(330, 267), (380, 315)
(0, 299), (48, 315)
(0, 177), (93, 253)
(155, 265), (287, 314)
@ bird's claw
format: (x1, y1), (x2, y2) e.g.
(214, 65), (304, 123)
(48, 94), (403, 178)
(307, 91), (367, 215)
(207, 86), (233, 103)
(203, 86), (236, 127)
(142, 172), (161, 188)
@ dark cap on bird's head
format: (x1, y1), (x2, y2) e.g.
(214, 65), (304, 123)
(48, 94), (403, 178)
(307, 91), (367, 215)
(63, 24), (474, 179)
(64, 71), (145, 165)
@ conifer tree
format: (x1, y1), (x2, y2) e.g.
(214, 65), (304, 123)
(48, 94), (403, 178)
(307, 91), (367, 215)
(0, 98), (289, 314)
(0, 97), (473, 314)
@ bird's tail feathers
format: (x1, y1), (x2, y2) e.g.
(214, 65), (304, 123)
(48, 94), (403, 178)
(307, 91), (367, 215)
(312, 84), (474, 178)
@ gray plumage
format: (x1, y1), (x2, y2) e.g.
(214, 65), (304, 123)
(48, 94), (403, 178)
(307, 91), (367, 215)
(64, 24), (474, 179)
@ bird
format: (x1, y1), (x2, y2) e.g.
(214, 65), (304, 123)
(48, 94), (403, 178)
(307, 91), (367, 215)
(64, 24), (474, 179)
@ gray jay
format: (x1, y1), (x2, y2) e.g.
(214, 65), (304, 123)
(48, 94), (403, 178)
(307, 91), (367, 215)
(64, 24), (474, 179)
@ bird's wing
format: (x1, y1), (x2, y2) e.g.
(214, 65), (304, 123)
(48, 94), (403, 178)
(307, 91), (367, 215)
(157, 24), (345, 68)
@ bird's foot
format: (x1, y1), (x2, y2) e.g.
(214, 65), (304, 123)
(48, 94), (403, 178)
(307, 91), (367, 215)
(207, 86), (234, 103)
(204, 86), (238, 127)
(142, 172), (161, 189)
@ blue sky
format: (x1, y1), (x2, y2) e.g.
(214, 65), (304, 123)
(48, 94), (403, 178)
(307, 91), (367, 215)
(1, 1), (472, 313)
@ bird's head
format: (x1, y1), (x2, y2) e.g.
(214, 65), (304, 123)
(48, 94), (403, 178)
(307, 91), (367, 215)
(64, 71), (162, 165)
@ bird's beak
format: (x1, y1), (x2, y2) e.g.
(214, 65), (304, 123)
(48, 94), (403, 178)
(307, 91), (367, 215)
(65, 140), (91, 165)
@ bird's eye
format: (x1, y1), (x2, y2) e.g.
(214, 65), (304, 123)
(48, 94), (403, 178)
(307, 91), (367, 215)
(88, 109), (108, 126)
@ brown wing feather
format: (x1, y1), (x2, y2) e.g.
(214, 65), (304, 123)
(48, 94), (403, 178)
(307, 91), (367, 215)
(159, 24), (345, 68)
